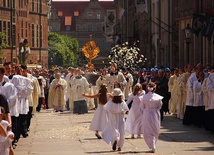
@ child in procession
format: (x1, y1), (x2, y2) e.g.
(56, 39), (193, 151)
(82, 84), (111, 139)
(101, 88), (129, 151)
(140, 82), (163, 153)
(125, 83), (145, 139)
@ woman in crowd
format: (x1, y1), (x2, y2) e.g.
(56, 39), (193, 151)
(140, 82), (163, 153)
(102, 88), (129, 151)
(125, 83), (145, 139)
(82, 84), (111, 139)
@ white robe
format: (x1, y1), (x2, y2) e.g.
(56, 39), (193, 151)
(193, 80), (204, 107)
(123, 73), (133, 100)
(140, 92), (163, 149)
(27, 73), (41, 112)
(96, 75), (108, 90)
(106, 72), (127, 94)
(0, 80), (17, 117)
(206, 73), (214, 110)
(102, 100), (129, 148)
(186, 73), (198, 106)
(71, 76), (89, 101)
(11, 75), (33, 115)
(125, 92), (144, 134)
(202, 78), (209, 111)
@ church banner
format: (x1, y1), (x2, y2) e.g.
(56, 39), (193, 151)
(106, 10), (116, 27)
(192, 13), (205, 36)
(201, 10), (214, 38)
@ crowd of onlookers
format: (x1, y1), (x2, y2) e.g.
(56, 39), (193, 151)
(0, 61), (214, 154)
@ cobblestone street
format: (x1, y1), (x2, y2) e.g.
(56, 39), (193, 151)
(15, 109), (214, 155)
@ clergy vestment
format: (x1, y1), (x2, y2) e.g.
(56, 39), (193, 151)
(71, 75), (89, 114)
(204, 73), (214, 131)
(48, 77), (67, 111)
(168, 74), (179, 114)
(192, 79), (205, 126)
(183, 73), (198, 125)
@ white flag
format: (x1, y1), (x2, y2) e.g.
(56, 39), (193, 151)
(136, 0), (148, 13)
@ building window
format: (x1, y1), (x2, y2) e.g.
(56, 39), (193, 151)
(96, 23), (101, 32)
(32, 0), (34, 11)
(88, 13), (93, 19)
(88, 24), (93, 31)
(32, 24), (35, 47)
(40, 25), (42, 47)
(37, 0), (39, 12)
(25, 22), (28, 37)
(19, 0), (24, 8)
(8, 0), (10, 7)
(12, 0), (15, 8)
(8, 21), (10, 46)
(3, 0), (6, 7)
(37, 25), (39, 47)
(74, 11), (79, 17)
(97, 14), (101, 19)
(3, 21), (6, 32)
(66, 26), (71, 31)
(21, 21), (24, 37)
(58, 11), (63, 17)
(12, 24), (16, 45)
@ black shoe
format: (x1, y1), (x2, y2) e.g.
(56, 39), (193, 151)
(112, 140), (117, 151)
(12, 144), (16, 149)
(95, 133), (102, 139)
(22, 133), (28, 138)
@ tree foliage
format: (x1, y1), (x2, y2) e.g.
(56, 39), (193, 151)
(48, 32), (79, 68)
(0, 31), (7, 55)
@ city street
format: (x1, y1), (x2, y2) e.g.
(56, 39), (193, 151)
(15, 109), (214, 155)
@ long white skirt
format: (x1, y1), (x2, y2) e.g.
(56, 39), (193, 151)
(102, 113), (125, 148)
(89, 104), (108, 132)
(125, 104), (144, 134)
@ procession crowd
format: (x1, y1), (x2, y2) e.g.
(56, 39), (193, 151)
(0, 61), (214, 154)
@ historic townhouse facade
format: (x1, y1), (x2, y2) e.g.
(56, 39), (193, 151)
(116, 0), (214, 68)
(0, 0), (49, 65)
(50, 0), (114, 67)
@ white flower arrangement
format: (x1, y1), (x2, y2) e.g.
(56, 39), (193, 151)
(108, 41), (146, 71)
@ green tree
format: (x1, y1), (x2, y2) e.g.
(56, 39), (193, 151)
(48, 32), (79, 68)
(0, 31), (7, 56)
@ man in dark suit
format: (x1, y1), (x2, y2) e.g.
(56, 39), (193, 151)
(155, 69), (170, 121)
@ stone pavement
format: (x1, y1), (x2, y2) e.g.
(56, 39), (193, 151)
(14, 109), (214, 155)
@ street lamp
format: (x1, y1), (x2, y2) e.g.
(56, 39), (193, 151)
(184, 24), (191, 64)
